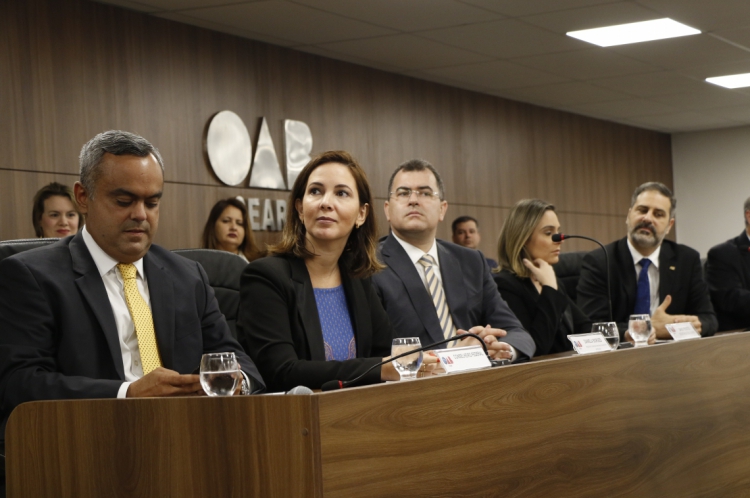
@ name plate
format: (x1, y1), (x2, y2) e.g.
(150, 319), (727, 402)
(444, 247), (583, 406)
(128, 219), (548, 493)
(567, 333), (611, 354)
(665, 322), (701, 341)
(434, 346), (491, 374)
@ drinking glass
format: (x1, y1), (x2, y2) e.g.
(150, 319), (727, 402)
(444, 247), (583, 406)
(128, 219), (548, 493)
(592, 322), (619, 351)
(200, 352), (240, 396)
(628, 314), (652, 348)
(391, 337), (423, 380)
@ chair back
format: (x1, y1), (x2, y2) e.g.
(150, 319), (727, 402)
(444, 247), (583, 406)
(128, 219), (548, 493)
(553, 251), (587, 302)
(172, 249), (248, 339)
(0, 238), (59, 262)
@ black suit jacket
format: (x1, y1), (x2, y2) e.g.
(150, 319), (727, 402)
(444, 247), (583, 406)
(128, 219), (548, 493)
(494, 270), (591, 356)
(372, 236), (535, 359)
(577, 237), (717, 337)
(0, 235), (264, 442)
(705, 231), (750, 331)
(237, 254), (393, 393)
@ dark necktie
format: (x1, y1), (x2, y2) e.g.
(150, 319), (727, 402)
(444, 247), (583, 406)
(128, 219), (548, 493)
(634, 258), (652, 315)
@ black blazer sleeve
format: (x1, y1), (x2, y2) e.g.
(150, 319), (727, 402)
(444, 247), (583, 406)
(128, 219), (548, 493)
(683, 251), (718, 337)
(237, 256), (392, 392)
(495, 271), (588, 356)
(577, 248), (627, 334)
(705, 238), (750, 330)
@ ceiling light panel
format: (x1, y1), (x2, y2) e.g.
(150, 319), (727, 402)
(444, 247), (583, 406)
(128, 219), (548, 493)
(706, 73), (750, 89)
(567, 18), (700, 47)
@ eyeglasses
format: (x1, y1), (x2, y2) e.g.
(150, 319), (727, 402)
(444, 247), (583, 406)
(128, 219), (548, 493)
(389, 187), (441, 202)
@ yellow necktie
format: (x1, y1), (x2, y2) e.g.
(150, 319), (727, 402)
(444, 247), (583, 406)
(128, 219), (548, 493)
(117, 263), (162, 375)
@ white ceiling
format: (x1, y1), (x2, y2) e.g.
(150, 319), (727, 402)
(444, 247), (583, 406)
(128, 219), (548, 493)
(94, 0), (750, 133)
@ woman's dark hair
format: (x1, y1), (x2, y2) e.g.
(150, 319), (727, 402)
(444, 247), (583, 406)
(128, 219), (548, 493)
(202, 197), (264, 262)
(269, 150), (384, 278)
(31, 182), (82, 238)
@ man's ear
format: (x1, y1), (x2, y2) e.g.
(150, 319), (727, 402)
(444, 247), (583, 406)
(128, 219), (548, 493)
(74, 182), (89, 215)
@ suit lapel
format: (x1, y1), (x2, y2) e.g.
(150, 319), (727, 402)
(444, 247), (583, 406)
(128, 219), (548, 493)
(734, 232), (750, 286)
(70, 235), (126, 380)
(290, 257), (326, 361)
(382, 236), (444, 344)
(437, 242), (467, 325)
(144, 252), (175, 369)
(615, 238), (638, 315)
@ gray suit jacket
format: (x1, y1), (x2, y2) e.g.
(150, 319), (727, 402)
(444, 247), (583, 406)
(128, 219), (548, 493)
(372, 236), (535, 359)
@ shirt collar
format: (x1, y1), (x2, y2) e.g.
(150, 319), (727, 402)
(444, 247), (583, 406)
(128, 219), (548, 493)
(392, 233), (439, 267)
(627, 237), (660, 269)
(82, 225), (145, 279)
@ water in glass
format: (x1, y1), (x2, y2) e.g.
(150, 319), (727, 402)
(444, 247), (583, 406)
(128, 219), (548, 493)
(592, 322), (619, 351)
(200, 352), (240, 396)
(628, 314), (652, 347)
(391, 337), (423, 380)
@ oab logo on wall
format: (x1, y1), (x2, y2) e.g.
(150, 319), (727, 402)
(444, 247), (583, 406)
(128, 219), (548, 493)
(205, 110), (312, 231)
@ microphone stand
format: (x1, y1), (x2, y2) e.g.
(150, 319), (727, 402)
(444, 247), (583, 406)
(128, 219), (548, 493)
(554, 234), (614, 324)
(321, 332), (493, 391)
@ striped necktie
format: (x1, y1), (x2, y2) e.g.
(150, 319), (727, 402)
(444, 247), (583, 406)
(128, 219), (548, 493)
(418, 254), (456, 343)
(117, 263), (162, 375)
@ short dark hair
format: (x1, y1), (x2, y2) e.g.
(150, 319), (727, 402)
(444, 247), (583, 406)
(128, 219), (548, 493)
(451, 216), (478, 235)
(270, 150), (384, 279)
(79, 130), (164, 197)
(387, 159), (445, 200)
(744, 196), (750, 226)
(31, 182), (82, 238)
(202, 197), (264, 262)
(631, 182), (676, 218)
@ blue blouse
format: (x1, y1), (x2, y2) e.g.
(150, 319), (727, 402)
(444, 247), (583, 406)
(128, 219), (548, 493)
(313, 285), (356, 361)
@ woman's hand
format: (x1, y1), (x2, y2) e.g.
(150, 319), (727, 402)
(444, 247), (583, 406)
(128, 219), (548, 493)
(522, 258), (558, 290)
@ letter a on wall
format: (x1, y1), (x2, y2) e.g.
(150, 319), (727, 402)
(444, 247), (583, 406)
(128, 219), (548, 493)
(248, 117), (287, 190)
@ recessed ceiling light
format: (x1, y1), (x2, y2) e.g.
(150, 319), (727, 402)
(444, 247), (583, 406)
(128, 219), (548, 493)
(706, 73), (750, 89)
(567, 18), (700, 47)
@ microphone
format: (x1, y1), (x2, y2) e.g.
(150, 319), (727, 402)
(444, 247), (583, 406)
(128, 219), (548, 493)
(285, 385), (313, 395)
(321, 332), (493, 392)
(552, 233), (613, 323)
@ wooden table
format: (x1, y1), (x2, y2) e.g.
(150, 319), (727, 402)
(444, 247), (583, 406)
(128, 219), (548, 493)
(7, 332), (750, 497)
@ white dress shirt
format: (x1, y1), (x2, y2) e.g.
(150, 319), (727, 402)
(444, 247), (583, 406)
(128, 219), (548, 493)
(82, 226), (148, 398)
(391, 234), (516, 360)
(627, 238), (661, 316)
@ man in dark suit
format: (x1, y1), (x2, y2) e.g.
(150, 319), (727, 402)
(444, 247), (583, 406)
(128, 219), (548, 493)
(372, 159), (535, 361)
(451, 215), (499, 269)
(705, 197), (750, 331)
(577, 182), (717, 340)
(0, 131), (264, 449)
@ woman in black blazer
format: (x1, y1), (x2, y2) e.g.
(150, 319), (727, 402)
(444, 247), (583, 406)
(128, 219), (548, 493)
(237, 151), (412, 392)
(494, 199), (591, 356)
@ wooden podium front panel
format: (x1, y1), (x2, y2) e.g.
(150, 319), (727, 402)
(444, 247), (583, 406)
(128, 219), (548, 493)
(6, 395), (322, 497)
(316, 333), (750, 497)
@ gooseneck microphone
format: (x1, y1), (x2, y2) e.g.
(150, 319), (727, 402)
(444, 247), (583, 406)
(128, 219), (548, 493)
(321, 332), (490, 392)
(552, 233), (613, 323)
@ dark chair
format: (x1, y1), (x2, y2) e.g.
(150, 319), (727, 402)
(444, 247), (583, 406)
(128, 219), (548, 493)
(0, 238), (59, 262)
(554, 251), (587, 302)
(172, 249), (248, 339)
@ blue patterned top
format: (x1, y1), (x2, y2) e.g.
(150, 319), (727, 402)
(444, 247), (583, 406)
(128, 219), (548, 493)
(313, 285), (356, 361)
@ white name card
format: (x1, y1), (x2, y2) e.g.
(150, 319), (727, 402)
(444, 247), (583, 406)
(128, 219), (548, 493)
(434, 346), (491, 374)
(665, 322), (701, 341)
(567, 333), (612, 354)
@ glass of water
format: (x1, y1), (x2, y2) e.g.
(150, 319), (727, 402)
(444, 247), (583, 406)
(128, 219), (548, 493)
(391, 337), (423, 380)
(200, 352), (240, 396)
(628, 314), (652, 348)
(592, 322), (619, 351)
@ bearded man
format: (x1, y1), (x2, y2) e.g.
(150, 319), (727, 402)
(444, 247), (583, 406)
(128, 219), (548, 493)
(577, 182), (717, 340)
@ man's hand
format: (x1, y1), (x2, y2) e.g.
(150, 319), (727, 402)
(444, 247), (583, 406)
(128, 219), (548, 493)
(126, 367), (203, 397)
(650, 295), (702, 339)
(456, 325), (513, 360)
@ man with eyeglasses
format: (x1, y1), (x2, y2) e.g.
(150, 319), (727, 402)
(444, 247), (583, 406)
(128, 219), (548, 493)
(372, 159), (535, 362)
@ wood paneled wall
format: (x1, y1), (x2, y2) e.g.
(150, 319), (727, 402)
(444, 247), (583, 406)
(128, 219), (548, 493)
(0, 0), (673, 256)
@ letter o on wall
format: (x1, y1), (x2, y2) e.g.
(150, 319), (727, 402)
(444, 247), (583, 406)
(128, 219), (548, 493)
(205, 110), (252, 186)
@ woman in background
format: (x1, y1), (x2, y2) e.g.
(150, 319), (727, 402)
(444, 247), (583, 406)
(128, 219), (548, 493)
(31, 182), (81, 238)
(494, 199), (591, 356)
(238, 151), (423, 392)
(202, 197), (264, 263)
